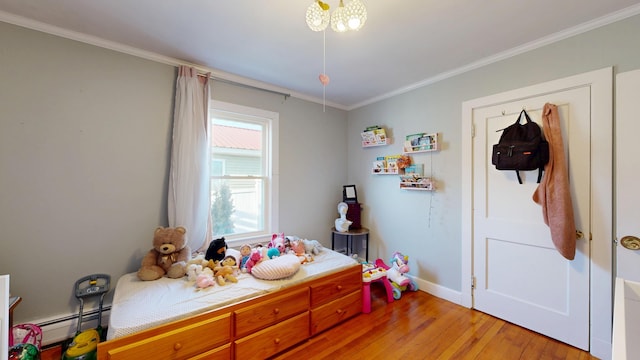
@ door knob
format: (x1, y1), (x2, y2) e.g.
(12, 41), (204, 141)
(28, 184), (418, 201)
(620, 236), (640, 250)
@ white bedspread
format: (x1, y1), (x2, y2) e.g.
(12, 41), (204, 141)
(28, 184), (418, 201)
(106, 249), (358, 340)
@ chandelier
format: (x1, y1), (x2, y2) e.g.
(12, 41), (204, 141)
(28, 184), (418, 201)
(306, 0), (368, 33)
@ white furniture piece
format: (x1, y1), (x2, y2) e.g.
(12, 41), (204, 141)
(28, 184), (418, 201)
(1, 274), (10, 360)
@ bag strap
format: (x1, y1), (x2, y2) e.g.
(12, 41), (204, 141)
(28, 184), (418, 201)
(514, 109), (533, 125)
(515, 167), (544, 184)
(515, 170), (523, 184)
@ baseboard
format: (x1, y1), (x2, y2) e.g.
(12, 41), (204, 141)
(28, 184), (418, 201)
(34, 310), (110, 346)
(590, 336), (611, 360)
(410, 276), (463, 306)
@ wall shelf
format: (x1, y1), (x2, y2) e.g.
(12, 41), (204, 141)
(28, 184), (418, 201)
(363, 138), (391, 147)
(370, 132), (441, 192)
(400, 177), (434, 191)
(372, 168), (399, 174)
(403, 132), (439, 153)
(361, 126), (390, 147)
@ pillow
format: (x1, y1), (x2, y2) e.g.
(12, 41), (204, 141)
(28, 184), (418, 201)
(251, 254), (301, 280)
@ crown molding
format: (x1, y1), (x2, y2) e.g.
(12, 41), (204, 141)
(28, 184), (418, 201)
(347, 2), (640, 110)
(0, 10), (347, 111)
(3, 3), (640, 112)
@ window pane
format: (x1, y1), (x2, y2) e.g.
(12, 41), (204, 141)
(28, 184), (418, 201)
(211, 118), (263, 176)
(210, 112), (269, 241)
(211, 178), (264, 237)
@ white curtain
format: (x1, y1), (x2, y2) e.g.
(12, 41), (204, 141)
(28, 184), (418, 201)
(168, 66), (212, 252)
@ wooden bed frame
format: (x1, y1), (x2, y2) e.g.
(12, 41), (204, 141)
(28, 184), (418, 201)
(97, 263), (362, 359)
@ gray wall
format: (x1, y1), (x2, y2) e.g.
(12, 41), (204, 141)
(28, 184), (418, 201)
(0, 21), (348, 324)
(347, 14), (640, 292)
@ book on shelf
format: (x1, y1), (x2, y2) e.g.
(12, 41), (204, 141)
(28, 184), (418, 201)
(361, 131), (376, 146)
(361, 126), (387, 146)
(372, 158), (386, 173)
(373, 128), (387, 144)
(384, 155), (402, 174)
(403, 164), (423, 176)
(404, 132), (437, 152)
(399, 176), (433, 190)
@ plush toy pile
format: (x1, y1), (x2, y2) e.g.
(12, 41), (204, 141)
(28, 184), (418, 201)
(236, 233), (324, 280)
(183, 238), (242, 290)
(136, 227), (324, 288)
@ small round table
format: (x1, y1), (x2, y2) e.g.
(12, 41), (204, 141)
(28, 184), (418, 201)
(331, 226), (369, 262)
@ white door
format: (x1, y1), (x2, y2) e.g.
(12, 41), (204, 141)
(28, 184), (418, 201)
(616, 70), (640, 282)
(472, 88), (591, 350)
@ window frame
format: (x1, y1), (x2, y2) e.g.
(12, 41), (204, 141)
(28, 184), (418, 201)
(209, 100), (279, 246)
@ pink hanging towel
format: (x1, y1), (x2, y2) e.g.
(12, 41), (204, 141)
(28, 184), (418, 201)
(532, 103), (576, 260)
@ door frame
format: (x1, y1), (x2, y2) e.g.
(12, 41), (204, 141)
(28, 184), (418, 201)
(461, 67), (613, 358)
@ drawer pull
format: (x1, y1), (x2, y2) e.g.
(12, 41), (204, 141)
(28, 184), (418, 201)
(336, 285), (343, 291)
(273, 308), (280, 315)
(274, 338), (281, 345)
(173, 342), (183, 351)
(336, 309), (344, 315)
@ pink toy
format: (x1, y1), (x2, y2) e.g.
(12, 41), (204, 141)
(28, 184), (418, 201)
(375, 252), (418, 300)
(361, 263), (394, 313)
(195, 272), (215, 289)
(391, 252), (410, 274)
(291, 239), (305, 256)
(244, 249), (263, 274)
(269, 232), (286, 254)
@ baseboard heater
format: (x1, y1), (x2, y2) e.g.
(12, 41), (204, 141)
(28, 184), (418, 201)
(34, 306), (111, 346)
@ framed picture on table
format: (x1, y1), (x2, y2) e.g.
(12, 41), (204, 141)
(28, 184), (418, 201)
(343, 185), (358, 203)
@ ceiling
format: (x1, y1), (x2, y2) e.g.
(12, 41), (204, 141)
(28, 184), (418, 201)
(1, 1), (640, 110)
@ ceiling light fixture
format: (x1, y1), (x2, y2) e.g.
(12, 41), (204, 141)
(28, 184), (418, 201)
(305, 0), (367, 33)
(306, 0), (367, 111)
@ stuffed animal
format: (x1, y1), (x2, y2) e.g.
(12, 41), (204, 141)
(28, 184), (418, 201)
(205, 237), (227, 262)
(239, 244), (252, 270)
(186, 263), (202, 282)
(214, 255), (239, 285)
(137, 226), (191, 281)
(186, 254), (211, 282)
(266, 247), (280, 259)
(244, 249), (263, 274)
(301, 239), (323, 255)
(195, 268), (215, 289)
(290, 239), (306, 256)
(268, 233), (285, 254)
(290, 239), (309, 263)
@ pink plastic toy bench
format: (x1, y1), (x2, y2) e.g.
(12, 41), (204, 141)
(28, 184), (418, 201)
(361, 263), (394, 313)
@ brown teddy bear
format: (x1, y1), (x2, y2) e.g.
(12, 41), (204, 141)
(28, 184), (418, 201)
(137, 226), (191, 281)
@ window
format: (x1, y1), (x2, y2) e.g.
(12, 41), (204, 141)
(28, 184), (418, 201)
(209, 101), (279, 245)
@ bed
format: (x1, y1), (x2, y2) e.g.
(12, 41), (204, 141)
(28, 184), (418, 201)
(98, 248), (362, 359)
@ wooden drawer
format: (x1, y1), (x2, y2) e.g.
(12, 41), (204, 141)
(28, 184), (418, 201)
(311, 290), (361, 335)
(187, 343), (231, 360)
(234, 287), (309, 338)
(234, 312), (309, 359)
(103, 314), (231, 360)
(310, 268), (361, 307)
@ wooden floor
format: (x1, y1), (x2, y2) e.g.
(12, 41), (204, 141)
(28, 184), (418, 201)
(41, 286), (599, 360)
(274, 286), (599, 360)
